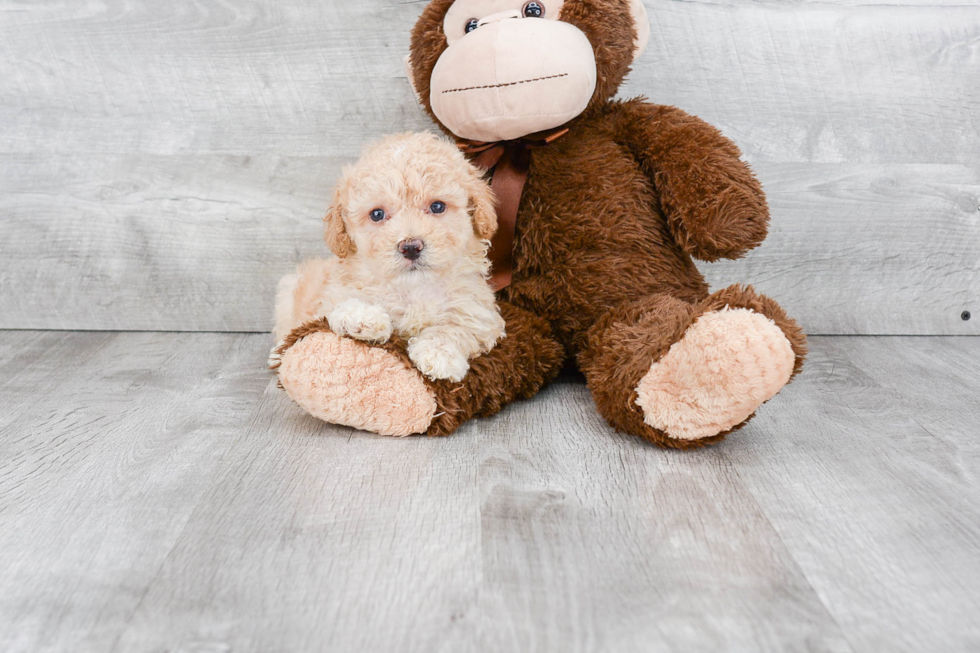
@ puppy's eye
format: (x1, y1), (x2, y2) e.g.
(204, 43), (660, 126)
(429, 201), (447, 214)
(464, 18), (479, 33)
(369, 208), (386, 222)
(522, 2), (544, 18)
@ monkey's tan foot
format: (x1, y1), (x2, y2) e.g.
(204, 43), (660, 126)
(276, 326), (436, 437)
(634, 307), (795, 441)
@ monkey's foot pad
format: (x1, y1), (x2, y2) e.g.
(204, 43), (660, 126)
(278, 331), (436, 437)
(635, 307), (795, 440)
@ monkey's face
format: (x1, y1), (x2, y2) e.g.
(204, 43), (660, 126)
(410, 0), (649, 143)
(432, 1), (594, 142)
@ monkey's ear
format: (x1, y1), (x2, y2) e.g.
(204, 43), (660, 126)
(404, 54), (421, 103)
(324, 182), (356, 258)
(467, 174), (498, 242)
(630, 0), (650, 61)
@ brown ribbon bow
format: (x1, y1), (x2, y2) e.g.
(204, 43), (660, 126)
(457, 127), (569, 292)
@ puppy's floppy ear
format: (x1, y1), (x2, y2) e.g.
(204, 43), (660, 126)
(466, 172), (498, 241)
(324, 179), (356, 258)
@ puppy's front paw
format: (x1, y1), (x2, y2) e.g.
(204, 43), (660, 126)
(328, 300), (392, 344)
(408, 338), (469, 382)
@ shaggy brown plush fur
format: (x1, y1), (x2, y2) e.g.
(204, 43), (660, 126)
(278, 0), (806, 447)
(403, 0), (806, 447)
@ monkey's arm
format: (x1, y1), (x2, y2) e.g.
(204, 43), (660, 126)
(612, 100), (769, 261)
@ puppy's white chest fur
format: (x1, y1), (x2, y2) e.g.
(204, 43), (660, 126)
(386, 273), (453, 338)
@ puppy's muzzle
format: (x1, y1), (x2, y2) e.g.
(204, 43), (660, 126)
(398, 239), (424, 262)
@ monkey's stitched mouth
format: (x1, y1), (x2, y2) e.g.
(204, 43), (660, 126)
(441, 73), (569, 94)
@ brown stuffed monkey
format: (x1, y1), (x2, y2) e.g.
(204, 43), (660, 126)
(274, 0), (807, 448)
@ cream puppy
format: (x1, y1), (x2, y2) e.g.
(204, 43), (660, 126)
(272, 132), (505, 382)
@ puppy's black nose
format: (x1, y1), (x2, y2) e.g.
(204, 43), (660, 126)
(398, 239), (424, 261)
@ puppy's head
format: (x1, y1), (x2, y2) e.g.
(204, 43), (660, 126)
(324, 132), (496, 277)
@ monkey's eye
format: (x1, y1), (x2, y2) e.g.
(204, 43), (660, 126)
(369, 208), (386, 223)
(464, 18), (479, 33)
(522, 2), (545, 18)
(429, 201), (447, 214)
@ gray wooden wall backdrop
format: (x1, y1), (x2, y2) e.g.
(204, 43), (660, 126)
(1, 0), (977, 335)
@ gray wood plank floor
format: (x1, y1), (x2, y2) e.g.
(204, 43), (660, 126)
(1, 332), (978, 652)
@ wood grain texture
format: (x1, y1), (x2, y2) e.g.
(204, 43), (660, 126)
(1, 157), (976, 334)
(2, 0), (976, 160)
(0, 332), (272, 652)
(2, 332), (980, 652)
(0, 154), (333, 332)
(703, 163), (980, 335)
(468, 380), (853, 653)
(622, 0), (980, 165)
(725, 337), (980, 653)
(0, 0), (978, 333)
